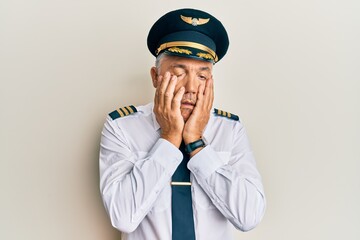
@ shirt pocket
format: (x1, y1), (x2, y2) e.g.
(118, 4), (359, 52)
(192, 151), (231, 210)
(135, 151), (171, 213)
(192, 180), (216, 209)
(150, 184), (171, 212)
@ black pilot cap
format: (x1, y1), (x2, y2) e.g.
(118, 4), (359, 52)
(147, 8), (229, 63)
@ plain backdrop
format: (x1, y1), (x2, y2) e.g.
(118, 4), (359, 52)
(1, 0), (359, 239)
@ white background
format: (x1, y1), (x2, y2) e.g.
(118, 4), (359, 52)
(1, 0), (359, 239)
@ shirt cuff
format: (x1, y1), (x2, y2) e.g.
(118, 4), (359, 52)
(148, 138), (183, 174)
(187, 145), (224, 180)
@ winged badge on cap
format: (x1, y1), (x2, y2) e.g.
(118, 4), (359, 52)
(180, 15), (210, 26)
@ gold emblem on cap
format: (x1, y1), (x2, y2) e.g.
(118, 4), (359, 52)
(197, 52), (214, 60)
(180, 15), (210, 26)
(167, 47), (192, 55)
(156, 41), (218, 62)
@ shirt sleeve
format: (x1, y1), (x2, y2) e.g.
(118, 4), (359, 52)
(99, 117), (182, 233)
(187, 120), (266, 232)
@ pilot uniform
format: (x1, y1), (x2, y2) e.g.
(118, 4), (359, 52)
(99, 8), (266, 240)
(100, 103), (265, 239)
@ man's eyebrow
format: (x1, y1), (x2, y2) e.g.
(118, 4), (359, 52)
(171, 64), (187, 69)
(199, 66), (211, 71)
(171, 64), (211, 71)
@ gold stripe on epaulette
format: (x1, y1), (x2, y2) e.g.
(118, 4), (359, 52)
(121, 107), (129, 115)
(214, 108), (239, 121)
(117, 109), (125, 117)
(125, 106), (134, 114)
(109, 105), (138, 120)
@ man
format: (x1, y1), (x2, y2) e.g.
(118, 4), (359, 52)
(99, 8), (266, 240)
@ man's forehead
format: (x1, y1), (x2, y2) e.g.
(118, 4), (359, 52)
(162, 55), (213, 70)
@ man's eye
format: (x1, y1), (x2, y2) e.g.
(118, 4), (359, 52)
(199, 75), (207, 80)
(176, 73), (185, 77)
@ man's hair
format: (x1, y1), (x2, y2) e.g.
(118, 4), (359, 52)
(155, 52), (167, 73)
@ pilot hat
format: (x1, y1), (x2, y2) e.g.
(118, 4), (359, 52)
(147, 8), (229, 63)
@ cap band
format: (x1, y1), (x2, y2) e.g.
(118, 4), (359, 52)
(156, 41), (218, 62)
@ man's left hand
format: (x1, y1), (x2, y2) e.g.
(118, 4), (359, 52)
(183, 77), (214, 145)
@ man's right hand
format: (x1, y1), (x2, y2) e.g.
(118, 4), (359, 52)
(153, 72), (185, 148)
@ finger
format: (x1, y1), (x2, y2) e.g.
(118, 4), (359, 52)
(172, 86), (185, 111)
(157, 72), (171, 108)
(154, 75), (163, 107)
(203, 77), (213, 97)
(204, 77), (214, 110)
(201, 77), (212, 110)
(194, 83), (205, 111)
(164, 75), (178, 109)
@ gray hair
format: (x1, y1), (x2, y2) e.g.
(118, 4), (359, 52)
(155, 52), (168, 73)
(155, 52), (215, 71)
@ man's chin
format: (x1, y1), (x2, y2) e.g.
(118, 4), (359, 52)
(181, 108), (193, 122)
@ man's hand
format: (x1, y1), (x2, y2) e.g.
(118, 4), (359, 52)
(154, 72), (185, 148)
(183, 77), (214, 145)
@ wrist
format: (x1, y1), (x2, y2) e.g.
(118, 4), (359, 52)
(189, 147), (204, 158)
(183, 135), (202, 145)
(161, 133), (182, 148)
(184, 139), (206, 154)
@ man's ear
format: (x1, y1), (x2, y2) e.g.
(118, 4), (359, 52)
(150, 67), (158, 88)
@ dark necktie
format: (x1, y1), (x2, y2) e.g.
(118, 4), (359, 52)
(171, 142), (196, 240)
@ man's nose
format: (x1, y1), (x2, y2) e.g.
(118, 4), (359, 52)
(183, 73), (198, 94)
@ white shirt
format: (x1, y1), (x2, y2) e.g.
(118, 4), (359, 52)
(99, 103), (266, 240)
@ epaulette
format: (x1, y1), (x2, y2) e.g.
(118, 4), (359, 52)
(109, 105), (137, 120)
(214, 108), (239, 121)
